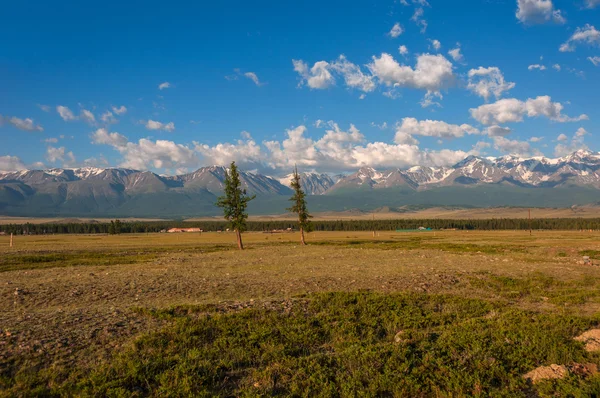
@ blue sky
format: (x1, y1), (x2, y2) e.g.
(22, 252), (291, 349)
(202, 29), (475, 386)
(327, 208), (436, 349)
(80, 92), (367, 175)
(1, 0), (599, 175)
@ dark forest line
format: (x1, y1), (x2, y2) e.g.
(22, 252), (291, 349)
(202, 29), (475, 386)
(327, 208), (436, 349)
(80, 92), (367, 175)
(2, 218), (600, 235)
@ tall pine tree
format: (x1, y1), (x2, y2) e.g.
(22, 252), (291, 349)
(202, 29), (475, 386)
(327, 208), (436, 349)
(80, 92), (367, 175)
(216, 161), (255, 250)
(287, 166), (312, 245)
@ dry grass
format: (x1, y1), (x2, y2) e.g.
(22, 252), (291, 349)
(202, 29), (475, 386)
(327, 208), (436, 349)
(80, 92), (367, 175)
(3, 230), (600, 395)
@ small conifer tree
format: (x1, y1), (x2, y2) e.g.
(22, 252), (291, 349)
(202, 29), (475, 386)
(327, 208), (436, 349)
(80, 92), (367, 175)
(287, 166), (312, 245)
(216, 161), (255, 250)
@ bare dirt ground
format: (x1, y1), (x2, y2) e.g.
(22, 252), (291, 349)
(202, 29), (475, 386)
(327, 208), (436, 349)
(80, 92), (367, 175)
(2, 230), (600, 393)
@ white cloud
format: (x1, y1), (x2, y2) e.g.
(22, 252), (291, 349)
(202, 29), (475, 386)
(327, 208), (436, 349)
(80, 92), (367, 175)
(145, 120), (175, 132)
(529, 136), (543, 142)
(448, 47), (464, 63)
(485, 125), (512, 137)
(331, 55), (376, 92)
(80, 109), (96, 125)
(429, 39), (441, 51)
(389, 23), (404, 38)
(46, 146), (76, 165)
(57, 105), (76, 121)
(37, 104), (51, 112)
(244, 72), (262, 86)
(411, 7), (428, 33)
(158, 82), (171, 90)
(552, 64), (561, 71)
(396, 118), (479, 139)
(101, 111), (117, 124)
(196, 135), (264, 169)
(111, 105), (127, 115)
(467, 67), (515, 102)
(560, 24), (600, 52)
(368, 53), (455, 93)
(589, 56), (600, 66)
(493, 136), (535, 156)
(0, 116), (43, 132)
(44, 137), (58, 143)
(370, 122), (388, 130)
(516, 0), (565, 24)
(528, 64), (546, 71)
(293, 59), (335, 89)
(0, 155), (26, 172)
(394, 132), (420, 145)
(554, 128), (589, 156)
(399, 45), (409, 56)
(470, 95), (588, 125)
(91, 128), (128, 147)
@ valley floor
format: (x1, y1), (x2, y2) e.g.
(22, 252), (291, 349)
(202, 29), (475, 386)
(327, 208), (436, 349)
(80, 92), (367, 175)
(2, 231), (600, 396)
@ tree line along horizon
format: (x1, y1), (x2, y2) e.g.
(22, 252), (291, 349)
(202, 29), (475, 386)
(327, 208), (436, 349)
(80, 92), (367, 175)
(3, 163), (600, 239)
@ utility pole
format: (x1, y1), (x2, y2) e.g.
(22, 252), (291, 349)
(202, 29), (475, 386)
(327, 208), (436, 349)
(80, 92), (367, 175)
(372, 213), (375, 238)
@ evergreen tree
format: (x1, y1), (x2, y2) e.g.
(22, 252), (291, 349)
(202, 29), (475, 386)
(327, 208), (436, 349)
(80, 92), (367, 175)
(216, 161), (256, 250)
(287, 166), (312, 245)
(114, 219), (122, 234)
(108, 221), (116, 235)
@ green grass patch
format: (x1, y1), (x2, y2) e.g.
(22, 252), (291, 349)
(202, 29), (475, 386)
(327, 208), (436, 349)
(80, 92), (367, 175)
(9, 292), (600, 397)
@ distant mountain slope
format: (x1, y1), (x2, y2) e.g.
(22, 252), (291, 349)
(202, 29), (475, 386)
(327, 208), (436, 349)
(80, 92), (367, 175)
(2, 150), (600, 217)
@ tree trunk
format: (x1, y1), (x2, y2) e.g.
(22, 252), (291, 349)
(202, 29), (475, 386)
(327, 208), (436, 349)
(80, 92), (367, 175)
(300, 227), (306, 246)
(236, 229), (244, 250)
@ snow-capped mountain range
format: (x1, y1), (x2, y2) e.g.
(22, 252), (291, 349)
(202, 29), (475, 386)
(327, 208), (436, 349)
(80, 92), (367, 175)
(2, 150), (600, 217)
(2, 150), (600, 196)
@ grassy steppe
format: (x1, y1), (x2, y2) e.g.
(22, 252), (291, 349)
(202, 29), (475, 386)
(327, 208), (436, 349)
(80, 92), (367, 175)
(3, 231), (600, 396)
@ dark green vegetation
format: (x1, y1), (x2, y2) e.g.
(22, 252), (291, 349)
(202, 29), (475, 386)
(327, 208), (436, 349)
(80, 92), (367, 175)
(216, 162), (255, 250)
(3, 217), (600, 235)
(5, 292), (600, 397)
(287, 167), (312, 245)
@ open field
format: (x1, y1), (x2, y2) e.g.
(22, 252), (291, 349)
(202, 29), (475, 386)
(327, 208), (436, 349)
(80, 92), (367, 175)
(187, 206), (600, 221)
(3, 231), (600, 396)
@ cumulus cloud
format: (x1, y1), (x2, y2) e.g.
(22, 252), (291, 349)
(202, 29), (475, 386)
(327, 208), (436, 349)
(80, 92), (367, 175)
(46, 146), (76, 165)
(330, 55), (376, 92)
(0, 155), (26, 172)
(57, 106), (76, 121)
(516, 0), (565, 24)
(448, 47), (464, 63)
(396, 118), (479, 139)
(553, 64), (561, 71)
(368, 53), (455, 93)
(399, 45), (409, 56)
(111, 105), (127, 115)
(0, 115), (43, 132)
(529, 136), (543, 142)
(560, 24), (600, 52)
(145, 120), (175, 132)
(470, 95), (588, 125)
(101, 111), (118, 124)
(158, 82), (171, 90)
(528, 64), (546, 71)
(467, 67), (515, 102)
(388, 23), (404, 38)
(493, 136), (535, 156)
(80, 109), (96, 125)
(91, 128), (128, 147)
(589, 56), (600, 66)
(37, 104), (51, 112)
(554, 127), (589, 156)
(429, 39), (441, 51)
(485, 125), (512, 137)
(293, 59), (335, 89)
